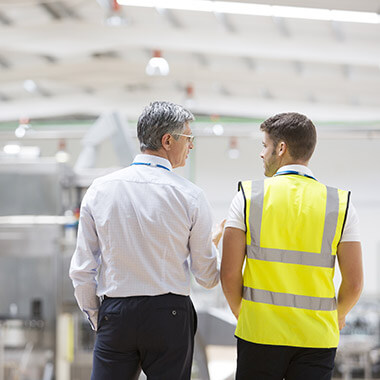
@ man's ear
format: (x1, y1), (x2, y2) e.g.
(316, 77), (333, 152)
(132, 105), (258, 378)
(161, 133), (172, 151)
(278, 141), (287, 157)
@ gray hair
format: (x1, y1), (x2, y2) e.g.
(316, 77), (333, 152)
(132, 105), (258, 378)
(137, 101), (194, 151)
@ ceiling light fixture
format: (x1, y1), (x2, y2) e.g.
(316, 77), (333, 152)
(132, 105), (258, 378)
(3, 144), (21, 155)
(184, 84), (195, 109)
(55, 139), (70, 163)
(23, 79), (38, 93)
(117, 0), (380, 24)
(213, 124), (224, 136)
(15, 118), (31, 138)
(145, 50), (170, 76)
(227, 136), (240, 159)
(97, 0), (128, 26)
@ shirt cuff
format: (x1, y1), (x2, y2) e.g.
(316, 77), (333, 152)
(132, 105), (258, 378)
(83, 309), (98, 331)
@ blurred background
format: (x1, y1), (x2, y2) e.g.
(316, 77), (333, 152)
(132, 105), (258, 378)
(0, 0), (380, 379)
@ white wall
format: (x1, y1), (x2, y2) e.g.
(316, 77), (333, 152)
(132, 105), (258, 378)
(314, 138), (380, 296)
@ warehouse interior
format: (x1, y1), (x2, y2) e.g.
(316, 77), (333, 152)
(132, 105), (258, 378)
(1, 0), (380, 379)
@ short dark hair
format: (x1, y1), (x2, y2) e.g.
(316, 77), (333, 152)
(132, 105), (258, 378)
(260, 112), (317, 161)
(137, 101), (194, 151)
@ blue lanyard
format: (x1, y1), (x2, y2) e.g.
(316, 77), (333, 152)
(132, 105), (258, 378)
(274, 170), (317, 181)
(131, 162), (170, 171)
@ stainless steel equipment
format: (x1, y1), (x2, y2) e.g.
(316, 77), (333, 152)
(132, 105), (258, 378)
(334, 299), (380, 379)
(0, 160), (74, 380)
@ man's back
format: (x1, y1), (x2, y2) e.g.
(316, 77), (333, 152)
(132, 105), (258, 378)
(82, 157), (216, 297)
(70, 101), (221, 380)
(237, 173), (349, 348)
(221, 112), (363, 380)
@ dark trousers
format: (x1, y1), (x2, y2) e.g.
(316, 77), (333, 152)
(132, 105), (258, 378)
(92, 293), (197, 380)
(236, 338), (336, 380)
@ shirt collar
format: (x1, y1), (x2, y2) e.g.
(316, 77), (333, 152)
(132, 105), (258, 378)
(133, 154), (173, 171)
(276, 164), (315, 178)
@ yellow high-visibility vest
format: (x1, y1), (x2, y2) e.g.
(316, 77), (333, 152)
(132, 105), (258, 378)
(235, 173), (350, 348)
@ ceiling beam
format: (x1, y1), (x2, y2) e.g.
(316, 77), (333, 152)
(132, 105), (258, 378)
(39, 2), (64, 20)
(155, 7), (182, 28)
(0, 92), (10, 102)
(293, 60), (304, 75)
(243, 56), (256, 70)
(0, 11), (12, 26)
(330, 21), (345, 42)
(41, 54), (57, 64)
(1, 59), (379, 97)
(0, 22), (379, 67)
(214, 12), (236, 33)
(2, 91), (380, 122)
(0, 55), (10, 69)
(193, 52), (209, 66)
(272, 17), (290, 37)
(39, 1), (80, 20)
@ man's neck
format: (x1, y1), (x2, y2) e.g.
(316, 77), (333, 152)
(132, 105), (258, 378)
(279, 157), (309, 168)
(142, 149), (169, 160)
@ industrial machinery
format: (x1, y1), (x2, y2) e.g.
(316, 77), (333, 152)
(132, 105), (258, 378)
(0, 159), (73, 380)
(0, 111), (136, 380)
(0, 112), (238, 380)
(334, 299), (380, 379)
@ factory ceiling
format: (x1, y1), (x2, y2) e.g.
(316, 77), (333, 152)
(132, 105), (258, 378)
(0, 0), (380, 125)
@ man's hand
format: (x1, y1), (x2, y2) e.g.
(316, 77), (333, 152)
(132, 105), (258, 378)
(212, 219), (226, 247)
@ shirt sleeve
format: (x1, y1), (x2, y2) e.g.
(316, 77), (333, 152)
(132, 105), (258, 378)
(225, 191), (246, 231)
(188, 191), (220, 289)
(340, 201), (360, 242)
(69, 188), (101, 330)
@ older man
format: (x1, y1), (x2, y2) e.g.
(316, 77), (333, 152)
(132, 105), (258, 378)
(70, 101), (221, 380)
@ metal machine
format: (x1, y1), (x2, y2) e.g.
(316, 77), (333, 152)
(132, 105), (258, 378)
(0, 112), (238, 380)
(0, 159), (74, 380)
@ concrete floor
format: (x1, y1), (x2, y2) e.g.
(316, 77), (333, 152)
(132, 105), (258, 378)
(206, 346), (377, 380)
(207, 345), (236, 380)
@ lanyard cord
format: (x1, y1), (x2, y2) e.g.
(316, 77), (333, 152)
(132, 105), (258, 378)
(274, 170), (317, 181)
(131, 162), (171, 171)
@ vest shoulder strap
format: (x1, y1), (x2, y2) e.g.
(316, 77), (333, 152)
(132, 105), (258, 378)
(238, 180), (253, 244)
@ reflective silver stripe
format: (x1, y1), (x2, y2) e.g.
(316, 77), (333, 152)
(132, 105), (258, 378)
(249, 180), (264, 246)
(245, 181), (340, 268)
(246, 245), (336, 268)
(243, 286), (337, 311)
(320, 186), (339, 256)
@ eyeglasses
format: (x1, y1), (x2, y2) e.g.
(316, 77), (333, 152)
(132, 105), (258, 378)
(174, 133), (195, 143)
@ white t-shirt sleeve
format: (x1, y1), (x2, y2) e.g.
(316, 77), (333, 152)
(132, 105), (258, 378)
(225, 191), (246, 231)
(340, 201), (360, 242)
(225, 190), (360, 242)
